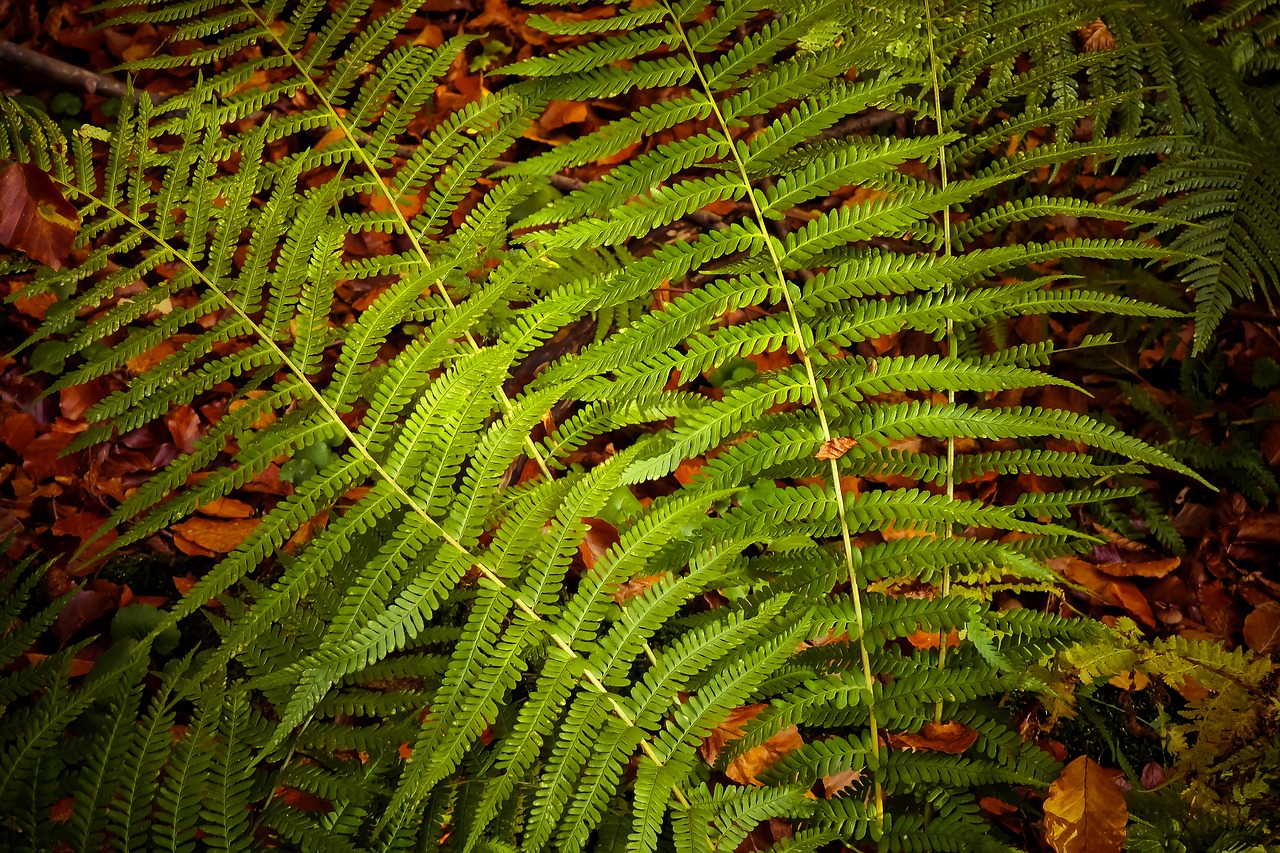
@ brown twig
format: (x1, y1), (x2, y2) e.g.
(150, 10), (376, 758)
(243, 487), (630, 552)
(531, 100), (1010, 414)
(1226, 308), (1280, 326)
(0, 39), (128, 99)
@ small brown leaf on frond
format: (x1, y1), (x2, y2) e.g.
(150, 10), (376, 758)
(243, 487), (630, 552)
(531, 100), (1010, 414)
(1080, 19), (1116, 52)
(815, 437), (856, 460)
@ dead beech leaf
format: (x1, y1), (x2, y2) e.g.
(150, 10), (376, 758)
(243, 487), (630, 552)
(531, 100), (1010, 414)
(725, 725), (803, 786)
(815, 437), (856, 461)
(613, 574), (664, 605)
(700, 704), (803, 785)
(1058, 558), (1155, 627)
(905, 628), (961, 651)
(701, 704), (764, 766)
(1092, 557), (1179, 579)
(979, 796), (1019, 815)
(172, 517), (259, 553)
(0, 161), (80, 269)
(822, 767), (861, 798)
(196, 497), (256, 519)
(166, 405), (201, 455)
(890, 721), (979, 754)
(1043, 756), (1127, 853)
(1243, 601), (1280, 655)
(578, 518), (619, 571)
(126, 340), (178, 375)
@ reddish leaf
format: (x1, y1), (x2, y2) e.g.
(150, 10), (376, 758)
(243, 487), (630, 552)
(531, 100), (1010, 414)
(822, 767), (862, 798)
(1058, 558), (1156, 627)
(0, 161), (80, 270)
(273, 787), (333, 813)
(1139, 762), (1167, 789)
(125, 340), (178, 376)
(980, 796), (1019, 815)
(166, 405), (201, 454)
(577, 518), (619, 571)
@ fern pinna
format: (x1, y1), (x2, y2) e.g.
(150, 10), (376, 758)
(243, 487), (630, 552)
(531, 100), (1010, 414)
(0, 0), (1206, 851)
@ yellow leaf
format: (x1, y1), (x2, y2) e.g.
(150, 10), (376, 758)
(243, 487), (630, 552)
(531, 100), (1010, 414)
(1043, 756), (1127, 853)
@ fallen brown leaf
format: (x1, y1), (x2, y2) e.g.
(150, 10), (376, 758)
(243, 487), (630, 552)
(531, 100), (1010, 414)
(1243, 600), (1280, 655)
(700, 704), (804, 785)
(1092, 557), (1179, 579)
(889, 721), (979, 754)
(196, 497), (257, 519)
(1043, 756), (1127, 853)
(172, 517), (259, 553)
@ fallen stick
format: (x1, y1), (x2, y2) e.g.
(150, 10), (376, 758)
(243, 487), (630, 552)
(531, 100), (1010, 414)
(0, 40), (128, 100)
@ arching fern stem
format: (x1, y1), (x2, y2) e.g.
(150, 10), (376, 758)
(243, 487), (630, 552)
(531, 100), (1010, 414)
(923, 0), (957, 725)
(663, 0), (887, 829)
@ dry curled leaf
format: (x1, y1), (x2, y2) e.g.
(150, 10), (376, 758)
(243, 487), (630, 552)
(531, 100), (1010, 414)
(1043, 756), (1127, 853)
(815, 436), (856, 461)
(1080, 19), (1116, 52)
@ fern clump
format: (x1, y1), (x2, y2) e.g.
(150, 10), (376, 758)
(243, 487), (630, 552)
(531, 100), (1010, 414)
(0, 0), (1220, 851)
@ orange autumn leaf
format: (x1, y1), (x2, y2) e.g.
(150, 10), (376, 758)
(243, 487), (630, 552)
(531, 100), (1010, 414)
(1057, 558), (1156, 627)
(1043, 756), (1127, 853)
(48, 796), (75, 823)
(0, 161), (80, 269)
(726, 725), (803, 786)
(889, 721), (979, 754)
(196, 496), (256, 519)
(227, 395), (278, 429)
(673, 457), (704, 485)
(172, 517), (259, 553)
(980, 796), (1019, 815)
(274, 787), (333, 812)
(906, 628), (961, 651)
(614, 574), (665, 605)
(125, 339), (179, 375)
(700, 704), (803, 786)
(27, 652), (93, 678)
(195, 494), (256, 514)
